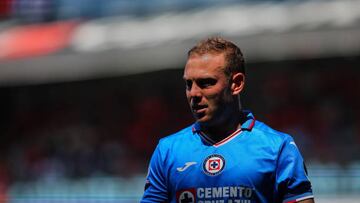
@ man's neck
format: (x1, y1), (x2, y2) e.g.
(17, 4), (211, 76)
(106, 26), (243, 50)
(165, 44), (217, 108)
(200, 114), (242, 143)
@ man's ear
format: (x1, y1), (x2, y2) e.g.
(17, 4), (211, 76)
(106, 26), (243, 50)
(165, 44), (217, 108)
(231, 72), (245, 95)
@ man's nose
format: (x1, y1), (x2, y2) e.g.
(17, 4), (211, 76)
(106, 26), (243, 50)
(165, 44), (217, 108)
(189, 84), (202, 98)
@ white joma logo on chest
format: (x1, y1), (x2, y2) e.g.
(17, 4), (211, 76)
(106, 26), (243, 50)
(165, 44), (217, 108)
(177, 162), (197, 172)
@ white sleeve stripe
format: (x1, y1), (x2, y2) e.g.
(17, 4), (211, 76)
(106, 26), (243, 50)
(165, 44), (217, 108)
(283, 195), (314, 203)
(296, 195), (314, 202)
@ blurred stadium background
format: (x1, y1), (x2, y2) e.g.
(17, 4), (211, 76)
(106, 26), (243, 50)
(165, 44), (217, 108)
(0, 0), (360, 202)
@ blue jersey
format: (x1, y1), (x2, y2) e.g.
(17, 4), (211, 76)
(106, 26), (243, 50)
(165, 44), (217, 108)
(141, 111), (313, 203)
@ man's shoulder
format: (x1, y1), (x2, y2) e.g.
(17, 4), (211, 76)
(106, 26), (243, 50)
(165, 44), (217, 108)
(242, 110), (291, 141)
(252, 120), (294, 143)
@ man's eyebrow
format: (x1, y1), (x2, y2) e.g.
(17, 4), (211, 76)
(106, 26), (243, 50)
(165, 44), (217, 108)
(196, 78), (217, 84)
(183, 74), (218, 80)
(196, 75), (217, 80)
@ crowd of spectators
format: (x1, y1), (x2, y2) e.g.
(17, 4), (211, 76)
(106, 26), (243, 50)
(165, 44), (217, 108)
(0, 57), (359, 190)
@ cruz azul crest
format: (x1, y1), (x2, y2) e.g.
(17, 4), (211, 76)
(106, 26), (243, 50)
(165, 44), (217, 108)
(203, 154), (225, 176)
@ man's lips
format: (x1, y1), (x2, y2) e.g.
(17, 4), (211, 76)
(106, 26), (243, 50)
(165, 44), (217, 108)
(191, 105), (207, 114)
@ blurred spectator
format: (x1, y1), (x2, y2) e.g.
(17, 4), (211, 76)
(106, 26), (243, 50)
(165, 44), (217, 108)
(0, 0), (12, 19)
(124, 97), (170, 162)
(12, 0), (55, 23)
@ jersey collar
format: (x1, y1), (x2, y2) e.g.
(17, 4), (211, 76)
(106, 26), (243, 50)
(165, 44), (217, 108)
(191, 110), (256, 146)
(240, 110), (256, 131)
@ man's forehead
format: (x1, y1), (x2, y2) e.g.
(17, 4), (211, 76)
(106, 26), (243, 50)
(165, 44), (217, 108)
(183, 61), (226, 80)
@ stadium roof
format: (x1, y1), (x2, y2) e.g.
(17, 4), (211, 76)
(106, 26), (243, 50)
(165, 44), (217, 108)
(0, 0), (359, 86)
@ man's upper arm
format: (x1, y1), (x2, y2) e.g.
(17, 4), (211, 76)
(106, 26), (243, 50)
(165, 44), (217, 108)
(141, 144), (168, 202)
(276, 137), (314, 203)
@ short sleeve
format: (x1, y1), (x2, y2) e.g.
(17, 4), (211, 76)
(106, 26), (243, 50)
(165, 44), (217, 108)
(141, 144), (169, 202)
(276, 137), (314, 203)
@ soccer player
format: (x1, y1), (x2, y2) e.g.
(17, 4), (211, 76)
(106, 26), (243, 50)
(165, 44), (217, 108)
(141, 37), (314, 203)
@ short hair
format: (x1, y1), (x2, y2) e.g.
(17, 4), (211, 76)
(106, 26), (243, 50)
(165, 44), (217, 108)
(187, 37), (245, 76)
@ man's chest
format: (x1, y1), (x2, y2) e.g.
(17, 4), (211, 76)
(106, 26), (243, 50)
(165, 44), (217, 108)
(167, 142), (277, 202)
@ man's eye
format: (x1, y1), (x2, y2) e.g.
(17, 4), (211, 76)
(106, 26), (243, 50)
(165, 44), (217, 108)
(198, 79), (216, 88)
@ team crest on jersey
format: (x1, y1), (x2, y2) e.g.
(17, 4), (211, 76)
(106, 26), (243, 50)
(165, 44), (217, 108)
(203, 154), (225, 176)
